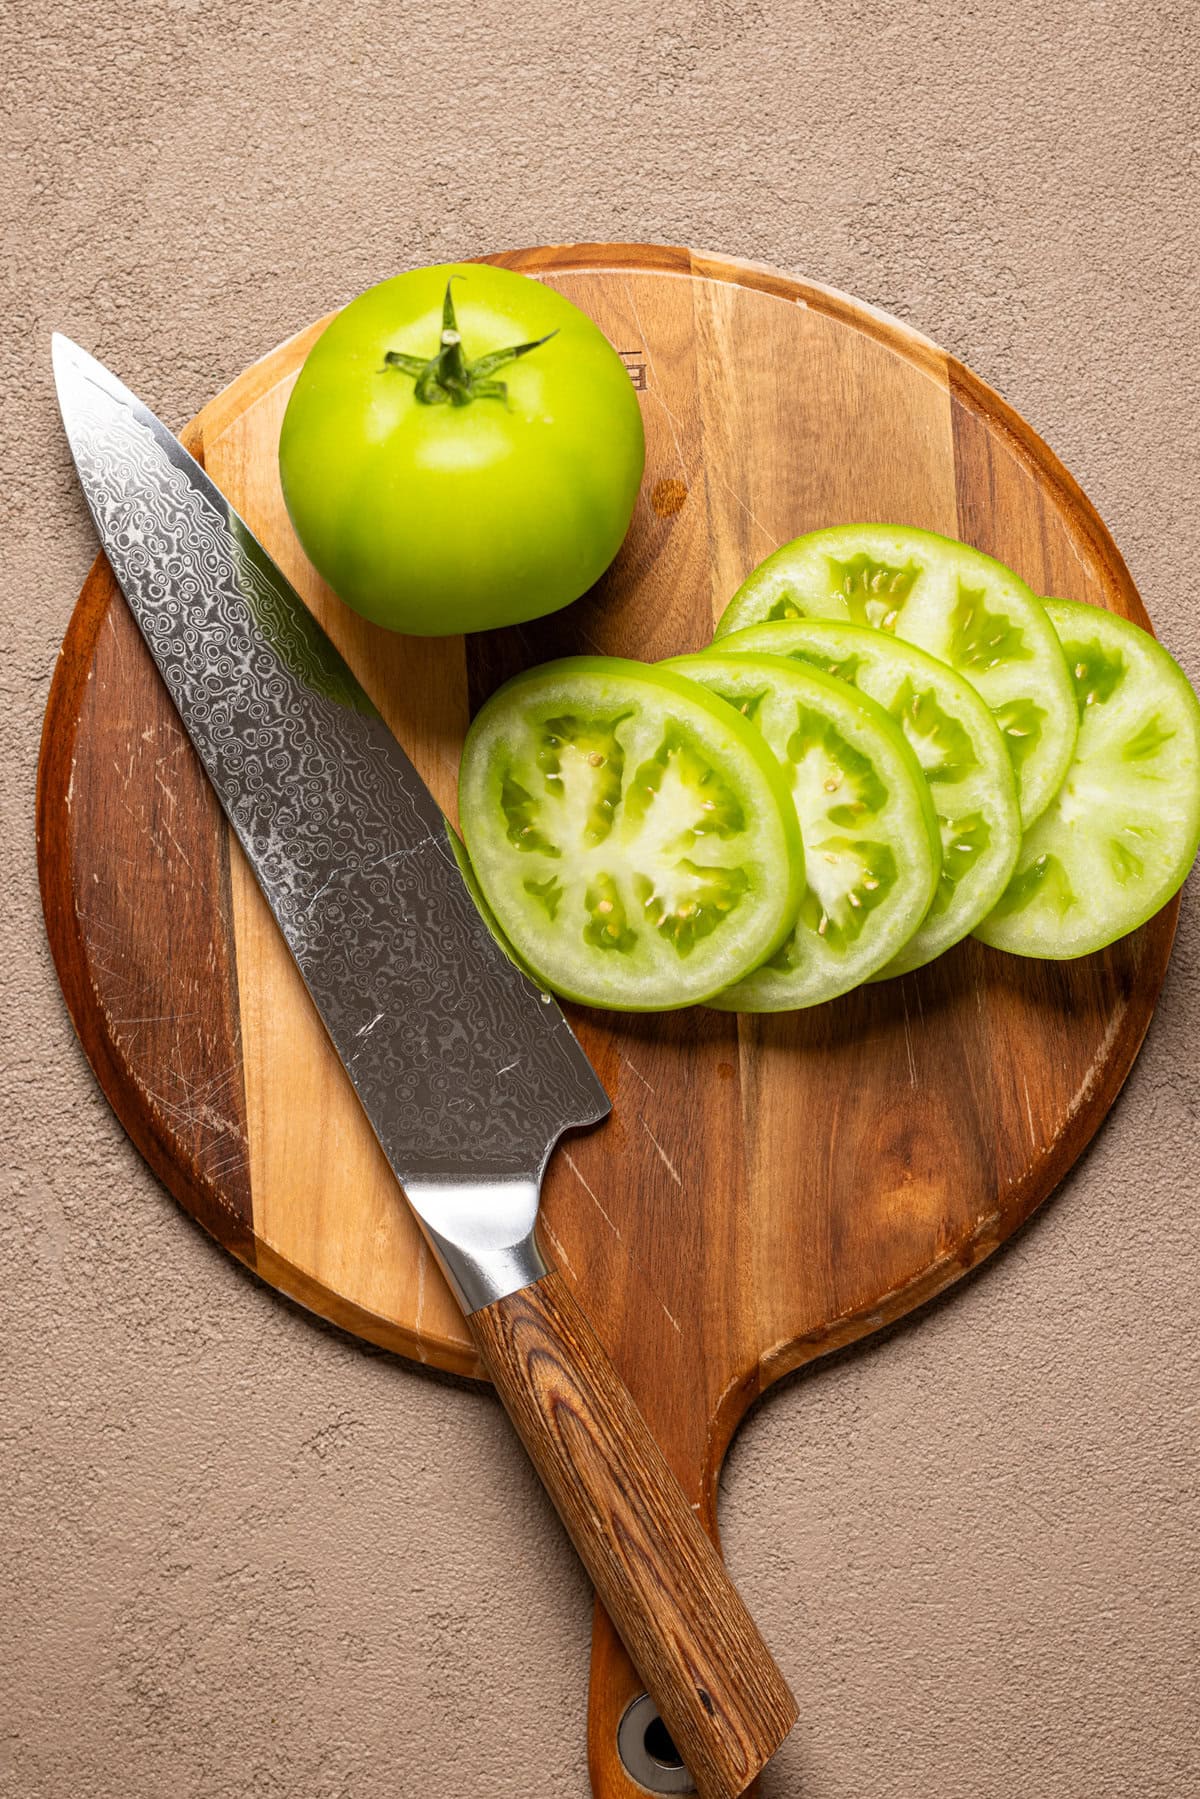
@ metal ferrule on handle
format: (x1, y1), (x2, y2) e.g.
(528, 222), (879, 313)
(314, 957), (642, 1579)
(403, 1177), (548, 1313)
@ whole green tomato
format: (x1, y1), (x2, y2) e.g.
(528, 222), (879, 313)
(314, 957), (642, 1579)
(278, 262), (645, 635)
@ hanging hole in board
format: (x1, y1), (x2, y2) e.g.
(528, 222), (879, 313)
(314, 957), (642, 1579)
(616, 1693), (696, 1793)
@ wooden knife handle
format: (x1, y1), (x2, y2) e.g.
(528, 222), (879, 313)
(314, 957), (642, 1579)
(466, 1270), (797, 1799)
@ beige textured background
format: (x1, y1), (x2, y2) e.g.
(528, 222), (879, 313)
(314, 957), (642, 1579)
(4, 2), (1199, 1794)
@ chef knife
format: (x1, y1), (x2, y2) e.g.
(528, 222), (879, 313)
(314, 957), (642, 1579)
(52, 336), (797, 1799)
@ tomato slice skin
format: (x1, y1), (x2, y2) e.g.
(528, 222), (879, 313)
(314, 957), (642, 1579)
(715, 524), (1077, 826)
(975, 600), (1200, 958)
(458, 658), (805, 1011)
(713, 620), (1022, 976)
(662, 652), (941, 1010)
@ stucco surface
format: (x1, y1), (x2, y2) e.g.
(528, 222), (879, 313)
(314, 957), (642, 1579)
(3, 2), (1199, 1794)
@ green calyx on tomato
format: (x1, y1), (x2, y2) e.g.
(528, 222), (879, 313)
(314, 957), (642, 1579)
(279, 263), (645, 636)
(382, 277), (557, 408)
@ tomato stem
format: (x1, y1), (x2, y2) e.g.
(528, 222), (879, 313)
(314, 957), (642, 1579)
(385, 278), (558, 408)
(416, 329), (472, 406)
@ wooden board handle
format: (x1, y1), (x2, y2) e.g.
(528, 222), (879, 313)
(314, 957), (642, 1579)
(467, 1271), (797, 1799)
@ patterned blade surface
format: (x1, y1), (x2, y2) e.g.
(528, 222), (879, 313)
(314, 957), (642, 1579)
(52, 336), (609, 1186)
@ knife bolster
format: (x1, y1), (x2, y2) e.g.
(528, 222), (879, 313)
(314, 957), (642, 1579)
(403, 1176), (548, 1313)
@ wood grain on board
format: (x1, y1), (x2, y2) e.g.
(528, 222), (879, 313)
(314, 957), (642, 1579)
(37, 244), (1178, 1799)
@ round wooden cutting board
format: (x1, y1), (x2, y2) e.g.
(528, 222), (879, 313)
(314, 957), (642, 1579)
(38, 243), (1177, 1797)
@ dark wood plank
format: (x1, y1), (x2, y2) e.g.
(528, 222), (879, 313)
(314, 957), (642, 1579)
(37, 551), (254, 1260)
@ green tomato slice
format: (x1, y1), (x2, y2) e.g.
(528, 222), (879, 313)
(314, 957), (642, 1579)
(975, 599), (1200, 958)
(714, 524), (1077, 825)
(662, 653), (941, 1009)
(714, 621), (1021, 976)
(458, 658), (805, 1011)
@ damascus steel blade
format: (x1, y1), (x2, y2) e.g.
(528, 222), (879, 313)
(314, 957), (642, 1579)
(52, 337), (609, 1218)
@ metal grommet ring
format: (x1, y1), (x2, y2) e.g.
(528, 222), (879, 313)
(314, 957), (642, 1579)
(616, 1693), (696, 1793)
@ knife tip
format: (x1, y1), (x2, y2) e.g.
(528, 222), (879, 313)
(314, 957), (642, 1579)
(50, 336), (145, 427)
(50, 332), (87, 403)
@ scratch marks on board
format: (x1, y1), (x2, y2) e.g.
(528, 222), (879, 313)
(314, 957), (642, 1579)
(539, 1220), (577, 1280)
(624, 277), (688, 482)
(1021, 1072), (1037, 1147)
(413, 1241), (430, 1364)
(155, 817), (194, 873)
(142, 1058), (245, 1141)
(562, 1150), (622, 1242)
(714, 471), (780, 552)
(640, 1117), (683, 1187)
(622, 1055), (656, 1094)
(1064, 995), (1130, 1128)
(561, 1148), (686, 1345)
(900, 983), (917, 1089)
